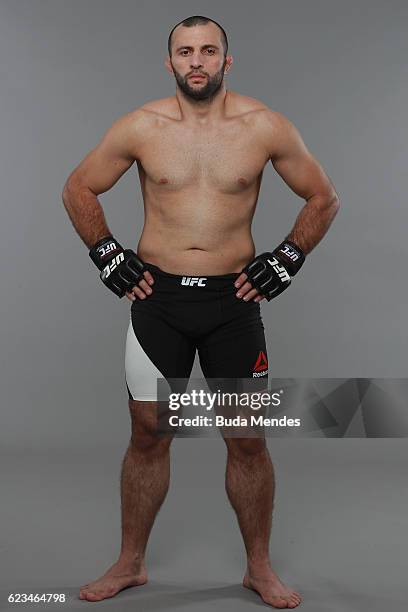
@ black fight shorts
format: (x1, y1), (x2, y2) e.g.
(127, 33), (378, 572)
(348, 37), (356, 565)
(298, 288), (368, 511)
(125, 263), (269, 401)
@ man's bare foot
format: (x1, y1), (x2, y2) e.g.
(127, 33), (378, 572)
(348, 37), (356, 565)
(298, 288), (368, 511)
(243, 566), (302, 609)
(79, 559), (148, 602)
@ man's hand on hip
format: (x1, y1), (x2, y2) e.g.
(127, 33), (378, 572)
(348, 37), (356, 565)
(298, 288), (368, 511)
(235, 240), (306, 303)
(89, 235), (154, 301)
(125, 269), (154, 302)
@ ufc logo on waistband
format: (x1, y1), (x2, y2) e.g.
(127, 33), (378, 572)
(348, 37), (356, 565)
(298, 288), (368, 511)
(267, 257), (290, 282)
(280, 245), (300, 261)
(102, 252), (124, 278)
(181, 276), (208, 287)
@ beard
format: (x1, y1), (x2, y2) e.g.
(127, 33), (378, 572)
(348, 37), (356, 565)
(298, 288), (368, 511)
(171, 59), (227, 102)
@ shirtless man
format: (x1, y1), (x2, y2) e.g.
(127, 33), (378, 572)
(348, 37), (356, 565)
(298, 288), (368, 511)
(62, 15), (339, 609)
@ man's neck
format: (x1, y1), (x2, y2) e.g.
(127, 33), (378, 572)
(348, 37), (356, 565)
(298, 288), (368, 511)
(175, 86), (228, 125)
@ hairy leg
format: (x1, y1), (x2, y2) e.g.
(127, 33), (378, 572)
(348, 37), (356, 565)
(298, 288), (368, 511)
(79, 400), (173, 602)
(224, 438), (302, 608)
(120, 399), (172, 560)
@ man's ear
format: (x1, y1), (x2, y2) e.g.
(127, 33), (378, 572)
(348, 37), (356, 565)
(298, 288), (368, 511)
(165, 56), (174, 75)
(224, 54), (234, 74)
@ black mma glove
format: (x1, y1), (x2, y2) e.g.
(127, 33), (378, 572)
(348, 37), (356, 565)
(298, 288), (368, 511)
(242, 239), (306, 301)
(89, 235), (147, 298)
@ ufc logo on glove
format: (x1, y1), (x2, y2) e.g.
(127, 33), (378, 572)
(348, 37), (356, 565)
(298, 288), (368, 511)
(266, 258), (291, 283)
(102, 253), (125, 278)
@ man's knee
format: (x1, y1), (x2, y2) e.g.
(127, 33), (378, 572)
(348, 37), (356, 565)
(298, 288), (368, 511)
(128, 399), (173, 453)
(225, 437), (267, 458)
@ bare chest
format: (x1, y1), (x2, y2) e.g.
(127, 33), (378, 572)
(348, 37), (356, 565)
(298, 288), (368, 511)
(138, 121), (268, 194)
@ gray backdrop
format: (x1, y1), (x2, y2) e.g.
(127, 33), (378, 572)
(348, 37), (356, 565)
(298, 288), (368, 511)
(0, 1), (407, 610)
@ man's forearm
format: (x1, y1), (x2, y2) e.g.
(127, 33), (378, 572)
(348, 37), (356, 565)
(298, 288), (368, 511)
(286, 193), (340, 255)
(61, 183), (112, 249)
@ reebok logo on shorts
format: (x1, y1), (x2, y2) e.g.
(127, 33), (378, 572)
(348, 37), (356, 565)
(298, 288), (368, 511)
(181, 276), (208, 287)
(253, 350), (268, 377)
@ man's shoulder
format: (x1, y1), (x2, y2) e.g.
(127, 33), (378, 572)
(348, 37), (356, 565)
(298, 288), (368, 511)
(137, 97), (180, 122)
(227, 92), (290, 130)
(228, 91), (268, 114)
(112, 99), (175, 133)
(137, 92), (273, 121)
(117, 94), (293, 134)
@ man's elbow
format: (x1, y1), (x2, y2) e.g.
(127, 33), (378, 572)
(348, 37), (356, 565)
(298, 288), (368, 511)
(322, 192), (340, 227)
(61, 174), (88, 207)
(331, 194), (340, 219)
(61, 171), (77, 205)
(61, 181), (70, 206)
(328, 192), (340, 211)
(61, 181), (72, 208)
(310, 191), (340, 225)
(319, 190), (340, 213)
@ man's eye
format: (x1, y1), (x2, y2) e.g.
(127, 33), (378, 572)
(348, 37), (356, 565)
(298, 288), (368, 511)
(179, 48), (215, 55)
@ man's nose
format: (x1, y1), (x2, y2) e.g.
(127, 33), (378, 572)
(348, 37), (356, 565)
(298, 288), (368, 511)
(190, 56), (203, 68)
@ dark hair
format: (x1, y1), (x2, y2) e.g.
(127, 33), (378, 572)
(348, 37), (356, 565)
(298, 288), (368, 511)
(168, 15), (228, 58)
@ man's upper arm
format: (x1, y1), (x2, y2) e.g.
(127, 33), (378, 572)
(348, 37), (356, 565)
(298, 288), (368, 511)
(64, 110), (148, 195)
(263, 110), (337, 201)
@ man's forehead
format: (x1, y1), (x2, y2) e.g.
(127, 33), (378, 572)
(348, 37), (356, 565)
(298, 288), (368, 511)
(172, 23), (222, 48)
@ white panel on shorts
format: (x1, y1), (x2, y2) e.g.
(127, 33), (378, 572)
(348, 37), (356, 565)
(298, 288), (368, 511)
(125, 313), (163, 401)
